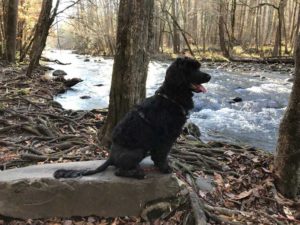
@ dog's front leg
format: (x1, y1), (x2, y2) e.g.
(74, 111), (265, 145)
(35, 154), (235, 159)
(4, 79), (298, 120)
(151, 143), (173, 174)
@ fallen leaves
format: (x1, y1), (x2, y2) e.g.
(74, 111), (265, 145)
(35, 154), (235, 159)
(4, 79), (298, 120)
(227, 189), (253, 200)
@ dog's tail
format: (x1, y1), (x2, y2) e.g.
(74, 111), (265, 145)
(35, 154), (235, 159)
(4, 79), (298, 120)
(53, 158), (113, 179)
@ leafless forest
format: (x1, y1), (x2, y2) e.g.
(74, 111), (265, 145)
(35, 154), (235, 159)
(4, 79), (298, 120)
(57, 0), (300, 60)
(1, 0), (299, 61)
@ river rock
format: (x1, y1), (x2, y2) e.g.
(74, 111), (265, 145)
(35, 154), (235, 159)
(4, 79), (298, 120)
(0, 158), (181, 219)
(84, 58), (90, 62)
(196, 176), (214, 192)
(183, 122), (201, 139)
(53, 70), (67, 76)
(270, 64), (278, 71)
(64, 78), (83, 88)
(285, 77), (294, 82)
(229, 97), (243, 104)
(53, 76), (66, 82)
(95, 84), (104, 87)
(260, 76), (266, 80)
(80, 95), (91, 99)
(41, 66), (54, 71)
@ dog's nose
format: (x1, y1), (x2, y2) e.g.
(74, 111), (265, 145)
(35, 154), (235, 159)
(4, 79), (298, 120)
(205, 73), (211, 82)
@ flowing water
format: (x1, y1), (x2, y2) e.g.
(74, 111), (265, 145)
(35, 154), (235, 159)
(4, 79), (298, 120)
(45, 50), (292, 152)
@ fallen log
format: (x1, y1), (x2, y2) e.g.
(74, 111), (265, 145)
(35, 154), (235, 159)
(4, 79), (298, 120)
(40, 56), (71, 65)
(230, 56), (294, 64)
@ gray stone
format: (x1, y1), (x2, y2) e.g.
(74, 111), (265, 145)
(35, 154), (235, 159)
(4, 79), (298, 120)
(80, 95), (91, 99)
(196, 176), (214, 192)
(0, 158), (180, 219)
(285, 77), (294, 82)
(185, 134), (199, 141)
(229, 97), (243, 104)
(52, 70), (67, 76)
(183, 122), (201, 139)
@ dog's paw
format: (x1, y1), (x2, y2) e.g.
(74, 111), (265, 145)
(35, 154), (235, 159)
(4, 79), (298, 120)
(115, 168), (145, 179)
(158, 164), (173, 174)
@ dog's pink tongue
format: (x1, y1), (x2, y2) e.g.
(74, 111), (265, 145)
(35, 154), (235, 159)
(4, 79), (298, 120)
(196, 84), (207, 93)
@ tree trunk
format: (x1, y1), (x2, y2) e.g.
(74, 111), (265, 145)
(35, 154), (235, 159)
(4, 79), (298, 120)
(26, 0), (59, 76)
(192, 0), (199, 44)
(17, 0), (25, 57)
(99, 0), (154, 146)
(230, 0), (236, 41)
(292, 3), (300, 51)
(289, 1), (298, 49)
(274, 34), (300, 199)
(201, 12), (207, 53)
(171, 0), (180, 53)
(4, 0), (19, 63)
(273, 0), (287, 57)
(219, 1), (230, 58)
(238, 0), (247, 41)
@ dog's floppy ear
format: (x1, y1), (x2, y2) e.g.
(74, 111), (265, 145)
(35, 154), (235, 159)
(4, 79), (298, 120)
(165, 58), (189, 90)
(174, 57), (201, 70)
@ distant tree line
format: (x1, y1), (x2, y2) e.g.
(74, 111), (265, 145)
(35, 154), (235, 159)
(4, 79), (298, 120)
(0, 0), (79, 76)
(1, 0), (299, 64)
(64, 0), (300, 59)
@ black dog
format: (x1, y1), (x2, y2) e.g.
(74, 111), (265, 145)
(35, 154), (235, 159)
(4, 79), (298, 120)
(54, 57), (211, 179)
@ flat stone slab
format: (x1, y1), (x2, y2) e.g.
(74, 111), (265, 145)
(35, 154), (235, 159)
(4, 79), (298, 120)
(0, 158), (180, 219)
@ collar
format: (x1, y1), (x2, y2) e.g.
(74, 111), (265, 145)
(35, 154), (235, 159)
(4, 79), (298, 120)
(156, 93), (188, 116)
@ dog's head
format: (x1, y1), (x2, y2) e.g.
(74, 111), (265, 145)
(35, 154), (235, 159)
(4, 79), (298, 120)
(164, 57), (211, 93)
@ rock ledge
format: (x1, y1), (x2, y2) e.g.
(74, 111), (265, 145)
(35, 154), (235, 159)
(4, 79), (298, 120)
(0, 158), (180, 219)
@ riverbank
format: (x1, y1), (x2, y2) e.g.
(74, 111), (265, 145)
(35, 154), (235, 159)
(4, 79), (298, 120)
(71, 49), (295, 75)
(0, 63), (299, 224)
(46, 50), (292, 151)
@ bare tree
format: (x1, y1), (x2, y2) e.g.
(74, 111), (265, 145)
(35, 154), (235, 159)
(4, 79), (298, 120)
(274, 34), (300, 199)
(219, 0), (230, 58)
(26, 0), (80, 76)
(4, 0), (19, 63)
(26, 0), (59, 76)
(171, 0), (180, 53)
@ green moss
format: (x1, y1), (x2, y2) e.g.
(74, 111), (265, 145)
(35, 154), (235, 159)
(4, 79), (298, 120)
(17, 88), (31, 95)
(0, 102), (5, 110)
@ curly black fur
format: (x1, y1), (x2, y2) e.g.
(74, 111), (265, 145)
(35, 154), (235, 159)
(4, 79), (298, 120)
(54, 57), (211, 179)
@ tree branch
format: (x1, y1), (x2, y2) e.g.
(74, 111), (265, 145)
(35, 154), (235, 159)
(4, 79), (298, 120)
(54, 0), (81, 17)
(238, 0), (279, 10)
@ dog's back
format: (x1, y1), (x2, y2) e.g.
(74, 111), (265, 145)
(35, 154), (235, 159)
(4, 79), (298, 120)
(112, 95), (186, 151)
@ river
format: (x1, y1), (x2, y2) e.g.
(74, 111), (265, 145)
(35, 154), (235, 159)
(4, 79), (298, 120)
(45, 50), (292, 152)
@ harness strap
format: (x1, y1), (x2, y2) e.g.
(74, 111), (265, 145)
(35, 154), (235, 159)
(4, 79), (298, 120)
(156, 93), (187, 116)
(136, 110), (151, 125)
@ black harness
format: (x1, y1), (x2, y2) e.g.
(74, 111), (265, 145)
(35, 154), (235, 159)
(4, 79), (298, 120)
(135, 93), (187, 127)
(156, 92), (187, 117)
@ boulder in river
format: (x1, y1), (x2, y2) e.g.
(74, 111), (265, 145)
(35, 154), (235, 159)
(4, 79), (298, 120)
(95, 84), (104, 87)
(285, 77), (294, 82)
(183, 122), (201, 139)
(84, 58), (90, 62)
(64, 78), (83, 88)
(52, 70), (67, 76)
(260, 76), (266, 80)
(229, 97), (243, 104)
(80, 95), (91, 99)
(53, 76), (66, 82)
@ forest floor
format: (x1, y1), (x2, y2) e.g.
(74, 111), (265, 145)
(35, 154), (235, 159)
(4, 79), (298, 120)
(0, 62), (299, 225)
